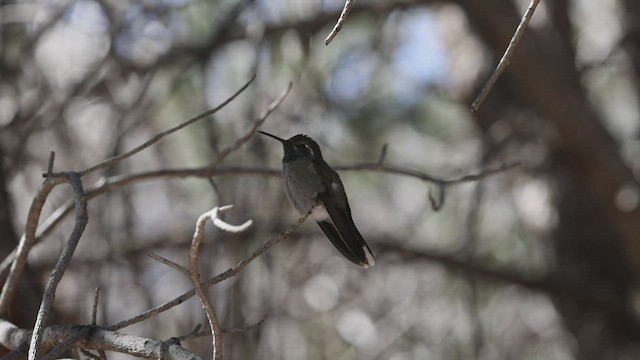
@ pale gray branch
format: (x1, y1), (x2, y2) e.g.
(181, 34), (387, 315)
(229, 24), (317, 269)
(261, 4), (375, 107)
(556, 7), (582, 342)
(0, 319), (201, 360)
(107, 210), (311, 331)
(471, 0), (542, 112)
(0, 175), (66, 315)
(29, 172), (88, 360)
(324, 0), (354, 45)
(78, 75), (256, 177)
(210, 82), (292, 168)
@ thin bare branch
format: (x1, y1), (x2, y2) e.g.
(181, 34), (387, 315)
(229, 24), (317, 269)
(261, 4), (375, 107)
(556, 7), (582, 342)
(107, 209), (312, 331)
(0, 175), (67, 315)
(29, 172), (88, 360)
(0, 319), (201, 360)
(470, 0), (542, 112)
(210, 82), (293, 168)
(0, 161), (518, 279)
(92, 288), (100, 326)
(148, 252), (189, 276)
(324, 0), (354, 45)
(46, 151), (55, 177)
(178, 317), (266, 340)
(190, 207), (233, 360)
(42, 327), (91, 360)
(78, 75), (256, 177)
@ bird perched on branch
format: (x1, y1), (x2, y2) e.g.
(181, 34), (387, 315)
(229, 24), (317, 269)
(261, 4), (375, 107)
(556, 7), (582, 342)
(259, 131), (375, 268)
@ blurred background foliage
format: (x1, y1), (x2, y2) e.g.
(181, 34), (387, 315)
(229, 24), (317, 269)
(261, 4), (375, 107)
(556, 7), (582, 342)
(1, 0), (640, 359)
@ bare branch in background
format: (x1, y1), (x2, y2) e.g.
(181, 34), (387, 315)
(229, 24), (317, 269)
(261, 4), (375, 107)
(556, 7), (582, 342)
(0, 174), (68, 314)
(471, 0), (542, 112)
(211, 82), (293, 167)
(29, 172), (88, 360)
(78, 75), (257, 177)
(92, 288), (101, 326)
(0, 319), (201, 360)
(178, 317), (267, 340)
(188, 205), (253, 360)
(107, 209), (312, 331)
(149, 252), (190, 276)
(0, 160), (518, 278)
(324, 0), (354, 45)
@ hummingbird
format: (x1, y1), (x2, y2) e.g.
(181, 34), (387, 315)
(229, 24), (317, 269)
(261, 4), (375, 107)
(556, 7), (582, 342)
(258, 131), (375, 268)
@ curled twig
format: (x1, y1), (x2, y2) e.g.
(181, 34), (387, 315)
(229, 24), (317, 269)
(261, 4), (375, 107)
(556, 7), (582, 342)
(188, 205), (254, 360)
(108, 209), (311, 331)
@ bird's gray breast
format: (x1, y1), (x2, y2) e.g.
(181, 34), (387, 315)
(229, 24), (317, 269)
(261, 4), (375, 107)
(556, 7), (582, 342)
(283, 159), (324, 214)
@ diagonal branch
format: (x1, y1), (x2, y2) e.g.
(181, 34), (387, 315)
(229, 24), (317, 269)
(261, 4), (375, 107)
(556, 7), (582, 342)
(0, 161), (518, 278)
(324, 0), (354, 45)
(187, 205), (252, 360)
(78, 75), (256, 177)
(210, 82), (293, 168)
(470, 0), (542, 112)
(29, 172), (88, 360)
(0, 175), (67, 315)
(107, 209), (311, 331)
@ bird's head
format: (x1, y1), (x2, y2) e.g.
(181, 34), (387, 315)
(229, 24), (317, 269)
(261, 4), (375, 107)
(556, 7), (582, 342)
(258, 131), (323, 162)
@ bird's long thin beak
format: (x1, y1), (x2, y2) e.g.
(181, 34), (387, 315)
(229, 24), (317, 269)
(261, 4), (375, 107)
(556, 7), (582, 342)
(258, 130), (288, 144)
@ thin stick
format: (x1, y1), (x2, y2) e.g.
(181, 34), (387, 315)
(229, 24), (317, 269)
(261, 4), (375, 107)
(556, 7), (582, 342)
(178, 317), (266, 340)
(107, 210), (311, 331)
(324, 0), (354, 45)
(42, 327), (91, 360)
(92, 288), (100, 325)
(0, 175), (67, 315)
(189, 207), (227, 360)
(29, 173), (89, 360)
(46, 151), (55, 177)
(149, 252), (190, 276)
(210, 82), (292, 168)
(470, 0), (541, 112)
(0, 161), (519, 278)
(78, 75), (256, 176)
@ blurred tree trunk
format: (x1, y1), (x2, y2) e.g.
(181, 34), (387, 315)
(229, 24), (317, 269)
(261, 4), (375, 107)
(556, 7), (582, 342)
(458, 0), (640, 357)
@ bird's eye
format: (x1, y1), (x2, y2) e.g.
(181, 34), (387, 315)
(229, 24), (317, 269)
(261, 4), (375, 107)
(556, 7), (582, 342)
(303, 144), (314, 155)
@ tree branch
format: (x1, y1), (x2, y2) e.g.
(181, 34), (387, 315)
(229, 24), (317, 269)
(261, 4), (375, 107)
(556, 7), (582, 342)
(107, 209), (311, 331)
(77, 75), (256, 177)
(29, 172), (88, 360)
(0, 160), (518, 279)
(324, 0), (354, 45)
(0, 174), (68, 315)
(470, 0), (542, 112)
(0, 319), (201, 360)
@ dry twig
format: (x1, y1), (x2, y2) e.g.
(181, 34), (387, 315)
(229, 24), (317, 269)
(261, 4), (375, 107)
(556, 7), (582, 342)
(78, 75), (256, 177)
(0, 160), (518, 278)
(107, 209), (311, 331)
(0, 319), (200, 360)
(148, 252), (190, 276)
(210, 82), (292, 167)
(324, 0), (354, 45)
(188, 205), (252, 360)
(470, 0), (542, 112)
(29, 172), (88, 360)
